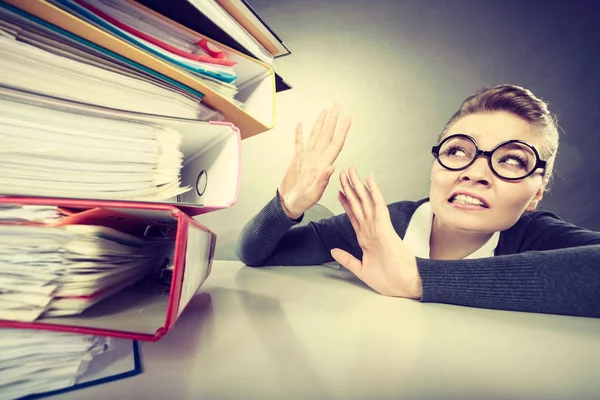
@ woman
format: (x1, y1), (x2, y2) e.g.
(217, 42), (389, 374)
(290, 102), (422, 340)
(236, 84), (600, 318)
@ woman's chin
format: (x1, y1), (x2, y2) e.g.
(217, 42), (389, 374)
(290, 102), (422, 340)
(438, 211), (496, 233)
(432, 199), (504, 233)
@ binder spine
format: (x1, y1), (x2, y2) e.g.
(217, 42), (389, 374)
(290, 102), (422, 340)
(209, 120), (242, 209)
(163, 208), (189, 330)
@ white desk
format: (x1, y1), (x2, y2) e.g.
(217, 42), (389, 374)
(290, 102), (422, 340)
(53, 261), (600, 400)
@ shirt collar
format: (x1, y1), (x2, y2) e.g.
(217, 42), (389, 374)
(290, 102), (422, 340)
(403, 201), (500, 259)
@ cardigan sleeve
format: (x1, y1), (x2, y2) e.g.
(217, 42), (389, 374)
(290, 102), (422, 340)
(235, 193), (418, 267)
(418, 213), (600, 318)
(235, 191), (360, 266)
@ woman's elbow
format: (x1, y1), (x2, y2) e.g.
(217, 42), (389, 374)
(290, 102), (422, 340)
(234, 245), (267, 267)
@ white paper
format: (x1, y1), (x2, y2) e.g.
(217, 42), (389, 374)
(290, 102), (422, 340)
(186, 0), (274, 65)
(85, 0), (236, 75)
(0, 34), (201, 119)
(0, 222), (175, 321)
(177, 227), (211, 316)
(0, 95), (192, 201)
(0, 330), (135, 400)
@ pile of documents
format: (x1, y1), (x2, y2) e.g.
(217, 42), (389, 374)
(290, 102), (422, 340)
(0, 0), (282, 393)
(0, 0), (247, 331)
(0, 206), (176, 321)
(0, 204), (64, 224)
(51, 0), (242, 99)
(0, 92), (192, 201)
(0, 329), (138, 400)
(0, 0), (280, 395)
(1, 0), (279, 138)
(0, 5), (220, 120)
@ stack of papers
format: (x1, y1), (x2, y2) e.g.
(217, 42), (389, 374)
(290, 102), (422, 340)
(0, 329), (138, 400)
(0, 213), (176, 321)
(0, 204), (65, 224)
(0, 4), (222, 120)
(0, 94), (192, 201)
(51, 0), (242, 99)
(77, 0), (237, 76)
(0, 330), (109, 399)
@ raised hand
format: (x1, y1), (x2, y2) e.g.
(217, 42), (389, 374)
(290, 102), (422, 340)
(331, 166), (423, 299)
(278, 104), (352, 220)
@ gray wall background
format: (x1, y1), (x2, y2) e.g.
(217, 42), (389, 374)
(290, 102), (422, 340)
(195, 0), (600, 260)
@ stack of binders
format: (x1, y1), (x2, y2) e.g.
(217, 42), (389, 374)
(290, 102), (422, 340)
(2, 0), (280, 138)
(0, 0), (287, 397)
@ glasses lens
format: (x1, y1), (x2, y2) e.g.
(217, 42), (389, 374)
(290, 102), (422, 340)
(438, 136), (476, 169)
(492, 142), (537, 179)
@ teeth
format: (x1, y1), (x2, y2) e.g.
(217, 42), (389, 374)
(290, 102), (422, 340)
(451, 194), (485, 207)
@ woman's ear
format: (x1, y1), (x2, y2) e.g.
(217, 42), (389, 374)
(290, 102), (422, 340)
(525, 183), (546, 212)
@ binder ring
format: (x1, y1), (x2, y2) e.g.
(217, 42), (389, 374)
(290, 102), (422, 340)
(195, 170), (208, 197)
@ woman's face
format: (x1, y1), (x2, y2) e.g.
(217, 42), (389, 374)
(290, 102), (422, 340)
(430, 111), (546, 233)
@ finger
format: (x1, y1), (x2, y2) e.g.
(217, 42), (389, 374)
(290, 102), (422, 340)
(307, 109), (328, 150)
(348, 166), (374, 220)
(338, 190), (360, 233)
(366, 174), (390, 220)
(339, 170), (365, 222)
(312, 165), (336, 194)
(294, 122), (304, 155)
(314, 103), (340, 154)
(323, 165), (336, 186)
(323, 115), (352, 165)
(330, 248), (363, 277)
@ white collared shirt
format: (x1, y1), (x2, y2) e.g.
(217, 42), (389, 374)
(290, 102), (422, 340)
(403, 201), (500, 259)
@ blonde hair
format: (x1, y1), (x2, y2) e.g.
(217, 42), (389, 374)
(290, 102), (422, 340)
(438, 84), (560, 188)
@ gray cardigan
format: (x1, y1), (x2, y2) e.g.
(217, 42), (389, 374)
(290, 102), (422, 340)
(236, 194), (600, 318)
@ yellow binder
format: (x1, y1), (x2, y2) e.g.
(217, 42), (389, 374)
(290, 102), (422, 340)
(4, 0), (276, 139)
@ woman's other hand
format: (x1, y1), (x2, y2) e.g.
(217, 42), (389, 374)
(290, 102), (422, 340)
(331, 166), (423, 299)
(278, 104), (352, 220)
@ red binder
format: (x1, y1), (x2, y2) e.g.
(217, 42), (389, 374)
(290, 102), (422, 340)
(0, 197), (217, 341)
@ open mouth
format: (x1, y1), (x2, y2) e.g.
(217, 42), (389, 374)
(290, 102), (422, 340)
(448, 194), (489, 208)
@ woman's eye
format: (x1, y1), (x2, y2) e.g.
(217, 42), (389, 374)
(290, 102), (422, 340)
(443, 146), (469, 157)
(499, 155), (527, 169)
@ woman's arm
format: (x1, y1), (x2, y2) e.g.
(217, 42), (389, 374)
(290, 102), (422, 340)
(235, 192), (331, 266)
(235, 191), (359, 266)
(418, 245), (600, 318)
(419, 214), (600, 317)
(236, 105), (352, 266)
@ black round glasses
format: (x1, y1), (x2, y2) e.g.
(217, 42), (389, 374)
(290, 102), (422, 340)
(431, 134), (547, 180)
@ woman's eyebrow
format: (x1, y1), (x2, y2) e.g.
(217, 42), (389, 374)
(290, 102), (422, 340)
(443, 131), (481, 142)
(500, 142), (533, 152)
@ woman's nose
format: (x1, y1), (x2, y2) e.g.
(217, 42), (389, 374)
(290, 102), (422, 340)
(459, 156), (492, 186)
